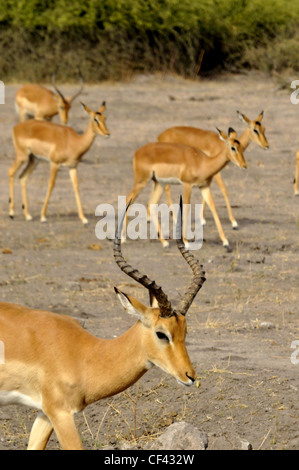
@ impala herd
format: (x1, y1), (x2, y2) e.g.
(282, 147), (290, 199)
(0, 74), (297, 450)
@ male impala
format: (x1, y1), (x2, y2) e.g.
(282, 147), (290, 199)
(154, 111), (269, 229)
(295, 151), (299, 196)
(15, 72), (84, 124)
(123, 128), (247, 251)
(0, 200), (205, 450)
(8, 101), (109, 224)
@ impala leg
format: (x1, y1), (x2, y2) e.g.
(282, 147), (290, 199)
(40, 162), (59, 223)
(47, 411), (83, 450)
(147, 182), (155, 222)
(201, 186), (231, 251)
(295, 151), (299, 196)
(27, 411), (54, 451)
(147, 183), (175, 223)
(15, 103), (27, 122)
(201, 199), (207, 226)
(164, 184), (178, 223)
(69, 168), (88, 225)
(149, 182), (169, 248)
(8, 157), (26, 219)
(213, 172), (238, 229)
(19, 154), (38, 221)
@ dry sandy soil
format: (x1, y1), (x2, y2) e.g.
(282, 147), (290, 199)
(0, 73), (298, 450)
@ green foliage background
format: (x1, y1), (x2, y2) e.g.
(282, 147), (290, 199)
(1, 0), (299, 82)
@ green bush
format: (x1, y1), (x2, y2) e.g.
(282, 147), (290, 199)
(1, 0), (299, 81)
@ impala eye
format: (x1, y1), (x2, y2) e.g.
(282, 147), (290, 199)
(253, 129), (260, 135)
(156, 331), (169, 342)
(231, 146), (237, 152)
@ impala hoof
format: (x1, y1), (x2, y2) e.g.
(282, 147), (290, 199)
(26, 215), (33, 222)
(82, 218), (89, 225)
(223, 240), (232, 252)
(232, 221), (239, 230)
(162, 240), (170, 249)
(41, 216), (47, 223)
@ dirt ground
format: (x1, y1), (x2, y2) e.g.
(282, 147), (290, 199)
(0, 73), (298, 451)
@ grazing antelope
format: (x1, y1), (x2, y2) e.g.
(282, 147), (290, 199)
(153, 111), (269, 229)
(0, 199), (205, 450)
(123, 128), (247, 251)
(8, 102), (109, 225)
(295, 151), (299, 196)
(15, 72), (84, 124)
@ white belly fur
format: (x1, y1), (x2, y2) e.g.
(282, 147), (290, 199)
(154, 176), (183, 185)
(0, 390), (42, 410)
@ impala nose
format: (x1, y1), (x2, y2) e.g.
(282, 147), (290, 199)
(186, 373), (195, 384)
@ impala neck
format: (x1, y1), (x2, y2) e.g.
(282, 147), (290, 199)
(239, 128), (252, 151)
(83, 322), (149, 405)
(205, 146), (230, 176)
(76, 121), (97, 158)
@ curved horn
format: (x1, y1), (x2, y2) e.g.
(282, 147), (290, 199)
(176, 196), (206, 315)
(51, 70), (66, 102)
(69, 69), (84, 103)
(114, 201), (173, 318)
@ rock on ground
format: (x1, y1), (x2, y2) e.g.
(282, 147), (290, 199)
(145, 422), (208, 450)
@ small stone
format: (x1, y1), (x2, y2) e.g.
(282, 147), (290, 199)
(240, 439), (253, 450)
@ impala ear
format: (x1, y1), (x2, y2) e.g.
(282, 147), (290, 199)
(257, 110), (264, 122)
(114, 288), (151, 326)
(237, 111), (250, 124)
(228, 127), (237, 139)
(149, 291), (159, 308)
(216, 127), (228, 143)
(80, 102), (92, 115)
(99, 101), (106, 113)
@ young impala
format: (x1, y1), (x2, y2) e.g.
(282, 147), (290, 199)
(123, 128), (247, 251)
(15, 72), (84, 124)
(0, 199), (205, 450)
(8, 101), (109, 225)
(152, 111), (269, 229)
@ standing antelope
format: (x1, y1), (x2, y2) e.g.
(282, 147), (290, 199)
(9, 102), (109, 225)
(295, 151), (299, 196)
(154, 111), (269, 229)
(15, 72), (84, 124)
(123, 128), (247, 251)
(0, 199), (205, 450)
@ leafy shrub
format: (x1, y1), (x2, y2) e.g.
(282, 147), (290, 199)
(1, 0), (299, 81)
